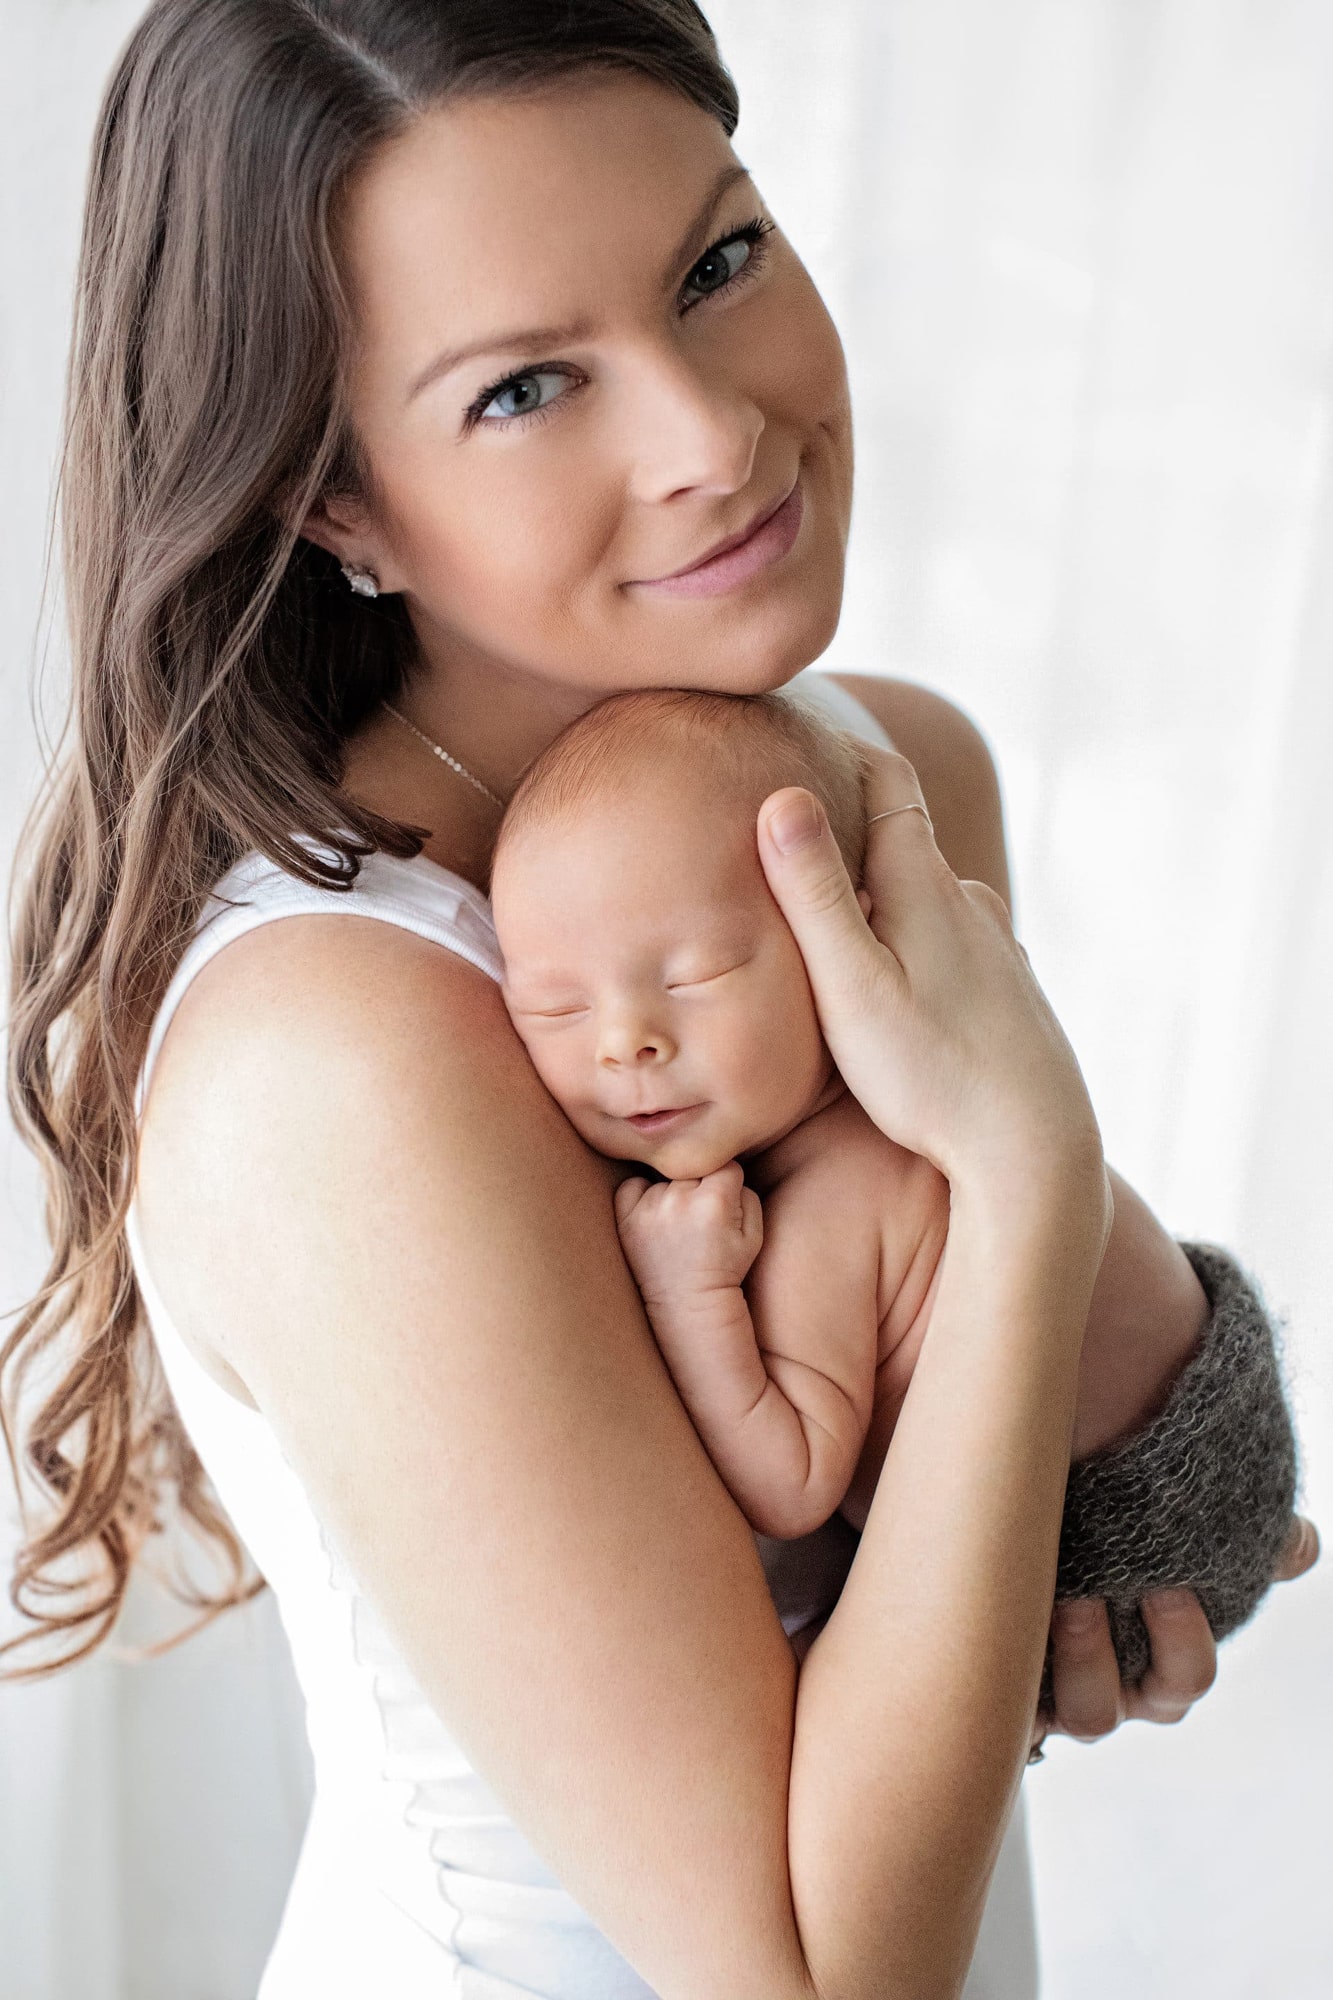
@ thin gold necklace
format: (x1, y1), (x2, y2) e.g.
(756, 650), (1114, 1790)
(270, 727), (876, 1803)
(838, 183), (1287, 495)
(382, 701), (506, 811)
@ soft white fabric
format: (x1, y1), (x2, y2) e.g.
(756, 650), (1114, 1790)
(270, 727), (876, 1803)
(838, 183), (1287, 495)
(119, 668), (1036, 1998)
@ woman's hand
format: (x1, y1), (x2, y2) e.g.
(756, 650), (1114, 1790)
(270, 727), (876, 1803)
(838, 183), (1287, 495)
(757, 749), (1108, 1220)
(1035, 1516), (1319, 1747)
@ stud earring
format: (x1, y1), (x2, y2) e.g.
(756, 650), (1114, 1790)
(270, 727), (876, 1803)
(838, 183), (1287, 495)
(340, 562), (380, 598)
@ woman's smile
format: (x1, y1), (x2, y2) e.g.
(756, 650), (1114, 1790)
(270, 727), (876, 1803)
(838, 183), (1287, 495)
(628, 473), (804, 598)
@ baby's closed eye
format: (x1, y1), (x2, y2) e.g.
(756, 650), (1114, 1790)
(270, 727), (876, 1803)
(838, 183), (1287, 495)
(665, 955), (753, 991)
(502, 983), (589, 1020)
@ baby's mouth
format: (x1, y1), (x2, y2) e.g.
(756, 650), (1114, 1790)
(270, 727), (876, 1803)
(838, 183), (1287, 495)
(623, 1104), (707, 1134)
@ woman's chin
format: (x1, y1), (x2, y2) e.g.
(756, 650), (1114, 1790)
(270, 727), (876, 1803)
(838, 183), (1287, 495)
(658, 593), (844, 699)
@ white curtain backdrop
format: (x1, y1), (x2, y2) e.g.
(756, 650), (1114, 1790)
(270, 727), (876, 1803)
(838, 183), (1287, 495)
(3, 2), (1330, 1995)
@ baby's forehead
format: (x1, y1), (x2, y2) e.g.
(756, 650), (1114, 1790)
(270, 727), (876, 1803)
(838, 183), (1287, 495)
(492, 769), (772, 942)
(499, 751), (761, 875)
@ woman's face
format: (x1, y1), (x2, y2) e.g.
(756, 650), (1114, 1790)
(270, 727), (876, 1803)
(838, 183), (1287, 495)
(326, 73), (853, 700)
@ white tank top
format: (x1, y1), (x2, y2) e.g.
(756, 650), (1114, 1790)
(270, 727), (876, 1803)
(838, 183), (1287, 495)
(124, 670), (1037, 1999)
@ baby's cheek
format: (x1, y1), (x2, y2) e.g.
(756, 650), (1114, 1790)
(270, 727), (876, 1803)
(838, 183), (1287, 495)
(718, 1016), (805, 1127)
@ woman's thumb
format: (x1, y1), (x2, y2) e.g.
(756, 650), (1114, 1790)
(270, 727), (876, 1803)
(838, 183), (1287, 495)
(757, 789), (878, 988)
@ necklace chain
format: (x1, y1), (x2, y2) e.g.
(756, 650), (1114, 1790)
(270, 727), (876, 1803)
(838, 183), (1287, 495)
(382, 701), (506, 810)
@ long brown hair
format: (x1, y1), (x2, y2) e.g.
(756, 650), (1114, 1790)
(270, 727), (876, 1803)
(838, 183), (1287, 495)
(2, 0), (739, 1679)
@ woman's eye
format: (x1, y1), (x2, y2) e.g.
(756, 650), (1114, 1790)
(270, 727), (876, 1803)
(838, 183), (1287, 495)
(682, 236), (755, 307)
(476, 368), (571, 425)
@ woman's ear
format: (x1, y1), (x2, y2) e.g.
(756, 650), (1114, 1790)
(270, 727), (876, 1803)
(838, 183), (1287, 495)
(292, 490), (404, 593)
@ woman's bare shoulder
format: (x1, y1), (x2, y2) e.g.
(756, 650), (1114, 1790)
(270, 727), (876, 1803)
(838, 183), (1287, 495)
(135, 910), (595, 1369)
(826, 672), (995, 771)
(827, 672), (1013, 912)
(140, 905), (546, 1191)
(149, 904), (509, 1092)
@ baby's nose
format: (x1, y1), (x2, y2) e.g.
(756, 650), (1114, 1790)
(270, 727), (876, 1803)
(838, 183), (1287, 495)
(596, 1017), (677, 1067)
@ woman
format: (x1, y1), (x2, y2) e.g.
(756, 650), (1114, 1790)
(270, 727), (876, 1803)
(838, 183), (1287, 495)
(3, 4), (1315, 1995)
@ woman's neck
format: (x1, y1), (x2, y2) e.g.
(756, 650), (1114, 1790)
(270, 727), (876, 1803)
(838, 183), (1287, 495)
(339, 634), (605, 888)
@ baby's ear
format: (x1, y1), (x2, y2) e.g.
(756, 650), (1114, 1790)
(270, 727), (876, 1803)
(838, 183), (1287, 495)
(855, 886), (873, 919)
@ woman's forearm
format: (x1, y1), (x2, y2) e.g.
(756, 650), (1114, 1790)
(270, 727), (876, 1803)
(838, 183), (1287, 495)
(786, 1170), (1105, 2000)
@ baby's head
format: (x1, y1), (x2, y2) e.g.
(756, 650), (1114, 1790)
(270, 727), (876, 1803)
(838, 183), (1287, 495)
(489, 689), (868, 1178)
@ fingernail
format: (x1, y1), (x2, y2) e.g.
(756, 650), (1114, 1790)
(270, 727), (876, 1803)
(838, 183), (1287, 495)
(767, 793), (824, 854)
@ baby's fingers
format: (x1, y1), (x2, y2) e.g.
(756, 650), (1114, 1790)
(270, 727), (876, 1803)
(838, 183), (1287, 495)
(614, 1176), (653, 1229)
(699, 1161), (745, 1198)
(740, 1185), (764, 1258)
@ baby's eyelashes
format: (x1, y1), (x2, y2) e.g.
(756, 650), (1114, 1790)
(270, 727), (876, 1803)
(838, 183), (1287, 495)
(664, 956), (752, 991)
(501, 981), (589, 1020)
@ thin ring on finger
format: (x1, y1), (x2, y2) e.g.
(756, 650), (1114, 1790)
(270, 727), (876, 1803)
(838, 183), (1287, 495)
(868, 804), (935, 830)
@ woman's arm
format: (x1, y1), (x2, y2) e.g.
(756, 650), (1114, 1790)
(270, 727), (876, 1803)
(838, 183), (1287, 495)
(828, 672), (1283, 1735)
(831, 674), (1216, 1448)
(137, 801), (1106, 2000)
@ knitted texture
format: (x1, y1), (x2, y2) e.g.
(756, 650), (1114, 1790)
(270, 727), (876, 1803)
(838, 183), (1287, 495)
(1040, 1240), (1299, 1706)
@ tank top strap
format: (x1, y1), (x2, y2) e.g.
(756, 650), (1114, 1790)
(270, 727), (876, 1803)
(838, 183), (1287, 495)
(137, 846), (502, 1119)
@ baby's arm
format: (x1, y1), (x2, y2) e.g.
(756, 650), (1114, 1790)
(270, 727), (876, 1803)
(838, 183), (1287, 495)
(614, 1161), (881, 1540)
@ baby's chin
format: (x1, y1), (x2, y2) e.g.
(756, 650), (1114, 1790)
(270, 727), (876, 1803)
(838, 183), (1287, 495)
(619, 1116), (787, 1182)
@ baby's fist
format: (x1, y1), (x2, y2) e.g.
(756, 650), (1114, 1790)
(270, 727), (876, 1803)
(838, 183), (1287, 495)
(614, 1161), (763, 1307)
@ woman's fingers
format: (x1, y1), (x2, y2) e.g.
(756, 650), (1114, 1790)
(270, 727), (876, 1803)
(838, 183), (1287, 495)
(861, 742), (932, 820)
(757, 760), (1105, 1204)
(854, 748), (954, 949)
(1045, 1590), (1221, 1740)
(1047, 1599), (1124, 1739)
(958, 878), (1014, 929)
(1273, 1514), (1320, 1581)
(756, 788), (899, 1098)
(1124, 1590), (1217, 1723)
(757, 787), (883, 956)
(1045, 1554), (1308, 1741)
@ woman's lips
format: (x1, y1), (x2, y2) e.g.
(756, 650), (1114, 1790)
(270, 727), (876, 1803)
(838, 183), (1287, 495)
(623, 1104), (706, 1134)
(630, 480), (804, 599)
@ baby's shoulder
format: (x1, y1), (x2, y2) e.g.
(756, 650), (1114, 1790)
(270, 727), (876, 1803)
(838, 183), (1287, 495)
(750, 1092), (950, 1285)
(748, 1088), (911, 1205)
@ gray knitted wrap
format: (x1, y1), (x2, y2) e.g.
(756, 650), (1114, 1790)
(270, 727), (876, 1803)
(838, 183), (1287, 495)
(1041, 1240), (1299, 1702)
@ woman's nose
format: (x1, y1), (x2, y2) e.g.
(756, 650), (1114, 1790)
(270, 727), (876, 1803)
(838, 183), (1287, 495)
(596, 1015), (677, 1068)
(624, 348), (763, 506)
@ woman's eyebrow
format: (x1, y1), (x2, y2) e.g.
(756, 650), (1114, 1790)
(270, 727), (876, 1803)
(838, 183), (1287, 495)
(657, 160), (754, 289)
(407, 319), (595, 402)
(405, 161), (755, 405)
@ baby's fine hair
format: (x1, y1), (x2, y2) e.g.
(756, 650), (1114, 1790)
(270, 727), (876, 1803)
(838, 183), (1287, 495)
(490, 687), (872, 886)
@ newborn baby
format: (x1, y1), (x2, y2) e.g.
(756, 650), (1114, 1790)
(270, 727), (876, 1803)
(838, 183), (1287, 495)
(488, 686), (1298, 1685)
